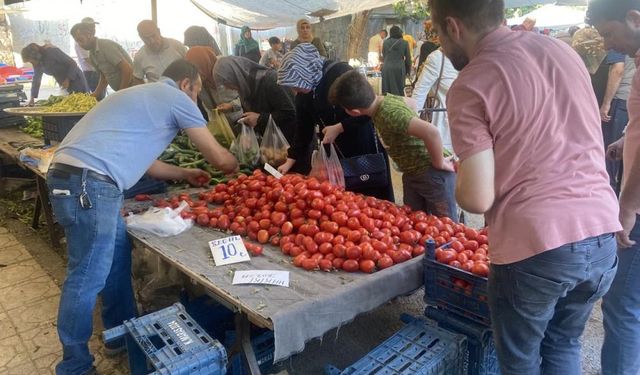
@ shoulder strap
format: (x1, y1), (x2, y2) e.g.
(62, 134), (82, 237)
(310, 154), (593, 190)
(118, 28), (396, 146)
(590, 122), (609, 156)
(422, 51), (446, 112)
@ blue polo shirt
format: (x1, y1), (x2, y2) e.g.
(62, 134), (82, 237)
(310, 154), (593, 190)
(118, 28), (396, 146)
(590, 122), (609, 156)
(54, 78), (205, 190)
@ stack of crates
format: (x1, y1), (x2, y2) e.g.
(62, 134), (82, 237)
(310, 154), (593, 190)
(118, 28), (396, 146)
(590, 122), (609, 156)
(0, 84), (26, 127)
(423, 240), (500, 375)
(103, 302), (227, 375)
(324, 315), (467, 375)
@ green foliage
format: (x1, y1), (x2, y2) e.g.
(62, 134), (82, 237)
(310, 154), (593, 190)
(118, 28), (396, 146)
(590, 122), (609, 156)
(393, 0), (430, 22)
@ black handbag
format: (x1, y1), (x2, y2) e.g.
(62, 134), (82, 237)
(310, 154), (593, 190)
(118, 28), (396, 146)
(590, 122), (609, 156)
(335, 127), (389, 191)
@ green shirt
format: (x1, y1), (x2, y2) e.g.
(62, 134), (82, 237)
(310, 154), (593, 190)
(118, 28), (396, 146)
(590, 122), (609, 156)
(372, 94), (431, 175)
(90, 38), (133, 91)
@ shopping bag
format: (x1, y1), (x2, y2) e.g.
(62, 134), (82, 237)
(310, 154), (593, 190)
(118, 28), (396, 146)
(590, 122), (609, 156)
(230, 123), (261, 167)
(126, 201), (193, 237)
(310, 143), (345, 189)
(208, 109), (235, 149)
(260, 115), (290, 167)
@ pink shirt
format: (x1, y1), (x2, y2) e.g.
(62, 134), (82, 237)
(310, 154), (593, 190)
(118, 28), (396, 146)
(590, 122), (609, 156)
(622, 55), (640, 189)
(448, 27), (621, 265)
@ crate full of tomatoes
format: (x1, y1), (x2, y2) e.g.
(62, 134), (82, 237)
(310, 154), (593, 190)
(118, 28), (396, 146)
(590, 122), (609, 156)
(153, 170), (466, 274)
(424, 227), (491, 327)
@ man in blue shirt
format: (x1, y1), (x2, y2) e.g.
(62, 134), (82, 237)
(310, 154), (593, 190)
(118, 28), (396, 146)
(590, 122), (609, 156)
(47, 59), (237, 375)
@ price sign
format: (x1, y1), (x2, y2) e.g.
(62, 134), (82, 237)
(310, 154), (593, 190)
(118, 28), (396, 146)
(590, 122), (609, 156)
(209, 236), (251, 266)
(232, 270), (290, 287)
(264, 163), (283, 179)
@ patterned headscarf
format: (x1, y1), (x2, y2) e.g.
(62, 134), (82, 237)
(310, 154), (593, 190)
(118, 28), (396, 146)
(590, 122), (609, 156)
(277, 43), (324, 91)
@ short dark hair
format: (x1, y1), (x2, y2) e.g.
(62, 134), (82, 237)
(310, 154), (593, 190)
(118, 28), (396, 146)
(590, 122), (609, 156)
(381, 29), (388, 36)
(21, 43), (42, 63)
(70, 22), (93, 37)
(587, 0), (640, 25)
(329, 70), (375, 110)
(389, 25), (403, 39)
(268, 36), (281, 46)
(428, 0), (504, 32)
(162, 59), (200, 83)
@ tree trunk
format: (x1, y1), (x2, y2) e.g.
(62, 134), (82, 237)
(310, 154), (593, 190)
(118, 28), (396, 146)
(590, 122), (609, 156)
(347, 10), (370, 60)
(0, 13), (15, 66)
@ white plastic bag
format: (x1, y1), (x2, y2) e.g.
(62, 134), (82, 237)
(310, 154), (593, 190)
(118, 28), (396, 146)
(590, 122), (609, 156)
(126, 201), (193, 237)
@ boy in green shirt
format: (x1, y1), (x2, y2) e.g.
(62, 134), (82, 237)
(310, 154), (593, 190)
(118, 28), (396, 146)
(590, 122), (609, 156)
(328, 70), (456, 219)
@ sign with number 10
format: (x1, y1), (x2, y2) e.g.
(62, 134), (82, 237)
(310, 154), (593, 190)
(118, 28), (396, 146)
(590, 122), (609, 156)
(209, 236), (251, 266)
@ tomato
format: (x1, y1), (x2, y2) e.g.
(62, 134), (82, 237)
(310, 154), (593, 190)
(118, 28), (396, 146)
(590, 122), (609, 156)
(464, 228), (478, 240)
(281, 221), (293, 235)
(208, 217), (218, 228)
(270, 212), (286, 227)
(246, 243), (263, 256)
(289, 246), (303, 257)
(346, 246), (362, 260)
(471, 253), (487, 262)
(399, 231), (416, 245)
(332, 235), (346, 246)
(308, 209), (322, 220)
(290, 208), (304, 219)
(321, 221), (339, 234)
(281, 242), (294, 255)
(342, 259), (359, 272)
(377, 255), (394, 269)
(270, 236), (280, 246)
(292, 254), (306, 267)
(257, 230), (269, 244)
(412, 245), (425, 257)
(318, 242), (333, 255)
(319, 259), (333, 272)
(434, 236), (447, 246)
(477, 234), (488, 246)
(391, 249), (412, 264)
(437, 249), (457, 264)
(134, 194), (152, 201)
(311, 198), (325, 211)
(218, 215), (230, 230)
(457, 253), (469, 263)
(196, 213), (209, 226)
(448, 260), (462, 269)
(303, 237), (319, 253)
(464, 240), (479, 251)
(332, 257), (345, 269)
(451, 240), (465, 253)
(359, 259), (376, 273)
(461, 260), (475, 272)
(471, 262), (490, 277)
(347, 230), (362, 243)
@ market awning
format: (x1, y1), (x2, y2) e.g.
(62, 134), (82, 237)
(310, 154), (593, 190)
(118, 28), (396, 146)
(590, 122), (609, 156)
(189, 0), (590, 29)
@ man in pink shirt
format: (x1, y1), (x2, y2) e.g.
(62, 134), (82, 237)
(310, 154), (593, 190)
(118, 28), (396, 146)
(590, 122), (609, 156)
(429, 0), (621, 374)
(588, 1), (640, 373)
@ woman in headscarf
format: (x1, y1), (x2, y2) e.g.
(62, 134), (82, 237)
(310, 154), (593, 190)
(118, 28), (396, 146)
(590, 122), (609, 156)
(184, 25), (222, 56)
(277, 43), (394, 202)
(290, 19), (327, 57)
(21, 43), (88, 105)
(213, 56), (296, 143)
(234, 26), (261, 63)
(185, 46), (243, 126)
(381, 26), (411, 96)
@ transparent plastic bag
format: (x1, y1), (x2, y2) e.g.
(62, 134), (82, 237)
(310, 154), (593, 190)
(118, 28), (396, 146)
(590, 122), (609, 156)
(309, 143), (345, 188)
(208, 109), (235, 149)
(125, 201), (193, 237)
(260, 115), (290, 167)
(230, 122), (261, 167)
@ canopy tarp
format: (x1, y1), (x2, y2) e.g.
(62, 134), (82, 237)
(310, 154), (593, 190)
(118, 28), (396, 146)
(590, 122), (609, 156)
(190, 0), (589, 29)
(508, 4), (586, 28)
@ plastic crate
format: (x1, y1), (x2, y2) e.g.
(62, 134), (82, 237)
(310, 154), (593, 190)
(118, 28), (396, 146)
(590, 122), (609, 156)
(103, 302), (227, 375)
(124, 175), (168, 199)
(42, 115), (82, 144)
(225, 329), (275, 375)
(325, 315), (466, 375)
(0, 100), (24, 127)
(424, 240), (491, 326)
(179, 291), (235, 341)
(424, 307), (500, 375)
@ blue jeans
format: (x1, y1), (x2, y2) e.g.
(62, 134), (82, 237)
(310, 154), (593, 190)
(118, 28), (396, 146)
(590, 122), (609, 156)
(402, 167), (457, 221)
(489, 234), (618, 375)
(47, 171), (137, 375)
(601, 216), (640, 375)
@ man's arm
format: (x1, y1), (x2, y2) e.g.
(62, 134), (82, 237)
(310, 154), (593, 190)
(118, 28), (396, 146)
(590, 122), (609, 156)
(146, 160), (210, 186)
(92, 72), (108, 98)
(601, 62), (625, 122)
(117, 60), (133, 90)
(406, 117), (453, 171)
(455, 149), (495, 214)
(184, 127), (238, 174)
(618, 139), (640, 247)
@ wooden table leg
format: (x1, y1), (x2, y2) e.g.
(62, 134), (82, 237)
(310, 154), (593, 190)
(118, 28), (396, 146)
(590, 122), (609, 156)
(235, 313), (262, 375)
(32, 193), (42, 229)
(35, 176), (60, 247)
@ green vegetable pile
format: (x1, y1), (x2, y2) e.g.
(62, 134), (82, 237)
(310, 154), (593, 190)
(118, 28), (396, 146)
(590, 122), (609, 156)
(20, 116), (44, 138)
(159, 133), (253, 185)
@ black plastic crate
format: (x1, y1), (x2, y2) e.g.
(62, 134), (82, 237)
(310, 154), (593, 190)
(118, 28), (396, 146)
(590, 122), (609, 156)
(424, 307), (500, 375)
(42, 115), (82, 144)
(0, 100), (24, 128)
(225, 329), (275, 375)
(424, 241), (490, 326)
(123, 175), (168, 199)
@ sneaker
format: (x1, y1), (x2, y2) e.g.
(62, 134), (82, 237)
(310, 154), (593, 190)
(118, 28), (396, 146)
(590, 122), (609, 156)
(104, 339), (126, 357)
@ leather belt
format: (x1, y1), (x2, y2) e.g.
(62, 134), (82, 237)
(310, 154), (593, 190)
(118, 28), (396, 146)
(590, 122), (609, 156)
(48, 163), (116, 185)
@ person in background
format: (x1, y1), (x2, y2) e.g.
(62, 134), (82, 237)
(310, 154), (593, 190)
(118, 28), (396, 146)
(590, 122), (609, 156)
(21, 43), (88, 105)
(184, 46), (243, 126)
(367, 29), (387, 67)
(330, 70), (456, 217)
(402, 31), (417, 63)
(277, 43), (394, 201)
(600, 50), (635, 195)
(415, 19), (440, 81)
(74, 17), (101, 97)
(290, 19), (328, 57)
(213, 56), (296, 143)
(430, 0), (620, 374)
(588, 1), (640, 374)
(234, 26), (261, 63)
(184, 25), (223, 56)
(259, 37), (284, 69)
(133, 20), (187, 84)
(412, 48), (458, 152)
(71, 22), (133, 98)
(512, 16), (537, 32)
(47, 59), (237, 375)
(381, 26), (411, 96)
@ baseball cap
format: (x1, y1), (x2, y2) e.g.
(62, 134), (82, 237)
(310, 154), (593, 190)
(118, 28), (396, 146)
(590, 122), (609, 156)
(81, 17), (99, 24)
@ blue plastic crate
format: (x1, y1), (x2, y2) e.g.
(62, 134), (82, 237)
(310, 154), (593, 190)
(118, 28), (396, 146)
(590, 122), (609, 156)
(123, 175), (168, 199)
(424, 240), (491, 326)
(424, 307), (500, 375)
(103, 302), (227, 375)
(225, 329), (275, 375)
(326, 315), (466, 375)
